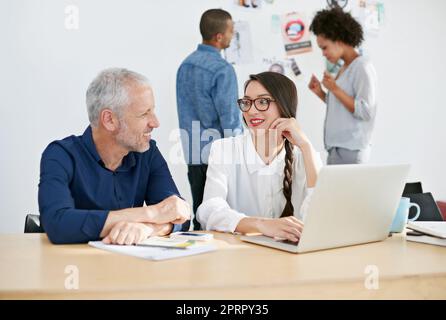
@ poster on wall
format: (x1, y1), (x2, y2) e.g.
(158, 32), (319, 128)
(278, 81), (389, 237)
(224, 21), (254, 65)
(237, 0), (275, 8)
(280, 12), (312, 56)
(263, 58), (286, 75)
(326, 0), (349, 9)
(237, 0), (261, 9)
(352, 0), (385, 36)
(271, 14), (281, 34)
(262, 57), (302, 79)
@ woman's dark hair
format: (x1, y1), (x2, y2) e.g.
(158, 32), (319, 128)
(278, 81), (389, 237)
(309, 7), (364, 47)
(244, 72), (297, 218)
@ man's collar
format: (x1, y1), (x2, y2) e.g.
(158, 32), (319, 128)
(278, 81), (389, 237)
(81, 126), (101, 163)
(197, 43), (221, 55)
(81, 126), (136, 171)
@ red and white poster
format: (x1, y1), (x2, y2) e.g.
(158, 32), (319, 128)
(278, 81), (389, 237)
(280, 12), (312, 56)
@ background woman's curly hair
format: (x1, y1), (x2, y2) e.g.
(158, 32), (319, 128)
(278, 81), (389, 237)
(310, 7), (364, 47)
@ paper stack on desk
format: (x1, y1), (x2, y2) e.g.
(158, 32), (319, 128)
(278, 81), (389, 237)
(89, 237), (216, 261)
(406, 221), (446, 247)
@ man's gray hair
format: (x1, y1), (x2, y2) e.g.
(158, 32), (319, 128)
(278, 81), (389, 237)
(86, 68), (150, 127)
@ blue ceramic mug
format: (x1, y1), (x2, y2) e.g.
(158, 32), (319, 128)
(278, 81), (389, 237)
(390, 197), (421, 233)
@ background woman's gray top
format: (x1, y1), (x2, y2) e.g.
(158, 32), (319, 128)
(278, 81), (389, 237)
(324, 56), (377, 151)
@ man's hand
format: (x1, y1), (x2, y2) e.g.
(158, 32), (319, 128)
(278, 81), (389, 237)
(100, 196), (190, 238)
(147, 195), (191, 225)
(102, 221), (155, 245)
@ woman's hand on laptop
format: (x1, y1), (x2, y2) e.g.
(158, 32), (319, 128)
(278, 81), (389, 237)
(257, 217), (304, 243)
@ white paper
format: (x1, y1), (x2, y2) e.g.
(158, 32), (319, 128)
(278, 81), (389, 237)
(88, 241), (216, 261)
(407, 221), (446, 239)
(351, 0), (385, 36)
(224, 21), (254, 65)
(406, 235), (446, 247)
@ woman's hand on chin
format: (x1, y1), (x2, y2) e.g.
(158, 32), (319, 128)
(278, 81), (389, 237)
(269, 117), (311, 149)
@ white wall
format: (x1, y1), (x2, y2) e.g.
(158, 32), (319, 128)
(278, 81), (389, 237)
(1, 0), (445, 233)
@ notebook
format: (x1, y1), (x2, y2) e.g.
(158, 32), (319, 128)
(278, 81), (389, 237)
(88, 239), (216, 261)
(406, 221), (446, 239)
(406, 234), (446, 247)
(138, 236), (197, 249)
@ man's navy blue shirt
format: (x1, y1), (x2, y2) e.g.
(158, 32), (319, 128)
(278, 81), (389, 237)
(38, 126), (183, 244)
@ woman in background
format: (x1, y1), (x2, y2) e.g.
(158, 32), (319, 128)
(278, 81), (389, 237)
(197, 72), (322, 243)
(308, 7), (377, 165)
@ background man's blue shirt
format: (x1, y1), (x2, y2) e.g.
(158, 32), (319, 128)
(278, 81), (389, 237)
(38, 126), (183, 244)
(176, 44), (243, 165)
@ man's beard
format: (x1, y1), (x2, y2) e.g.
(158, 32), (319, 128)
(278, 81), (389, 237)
(116, 119), (150, 153)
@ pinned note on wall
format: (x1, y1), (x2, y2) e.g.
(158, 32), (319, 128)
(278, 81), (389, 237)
(352, 0), (386, 36)
(225, 20), (254, 65)
(280, 12), (312, 56)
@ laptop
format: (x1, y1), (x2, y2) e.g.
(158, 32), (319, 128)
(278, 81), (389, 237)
(241, 164), (411, 253)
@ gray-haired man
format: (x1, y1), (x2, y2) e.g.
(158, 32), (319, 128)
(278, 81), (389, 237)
(38, 68), (190, 244)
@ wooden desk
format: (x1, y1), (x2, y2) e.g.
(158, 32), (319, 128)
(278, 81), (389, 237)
(1, 232), (446, 299)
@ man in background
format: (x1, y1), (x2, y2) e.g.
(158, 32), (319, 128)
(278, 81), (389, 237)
(176, 9), (243, 230)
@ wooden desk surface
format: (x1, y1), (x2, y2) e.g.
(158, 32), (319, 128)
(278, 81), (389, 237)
(1, 232), (446, 299)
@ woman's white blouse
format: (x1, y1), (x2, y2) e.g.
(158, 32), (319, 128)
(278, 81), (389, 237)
(197, 131), (323, 233)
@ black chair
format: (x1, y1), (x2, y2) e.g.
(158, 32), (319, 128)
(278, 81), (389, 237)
(402, 182), (443, 221)
(24, 214), (44, 233)
(402, 182), (423, 195)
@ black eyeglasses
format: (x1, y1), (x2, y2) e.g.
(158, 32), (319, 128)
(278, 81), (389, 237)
(237, 97), (276, 112)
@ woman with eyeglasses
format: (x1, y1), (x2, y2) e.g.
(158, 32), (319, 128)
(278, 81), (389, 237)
(196, 72), (322, 243)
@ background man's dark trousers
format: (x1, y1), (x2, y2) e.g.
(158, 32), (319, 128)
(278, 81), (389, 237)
(186, 164), (208, 231)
